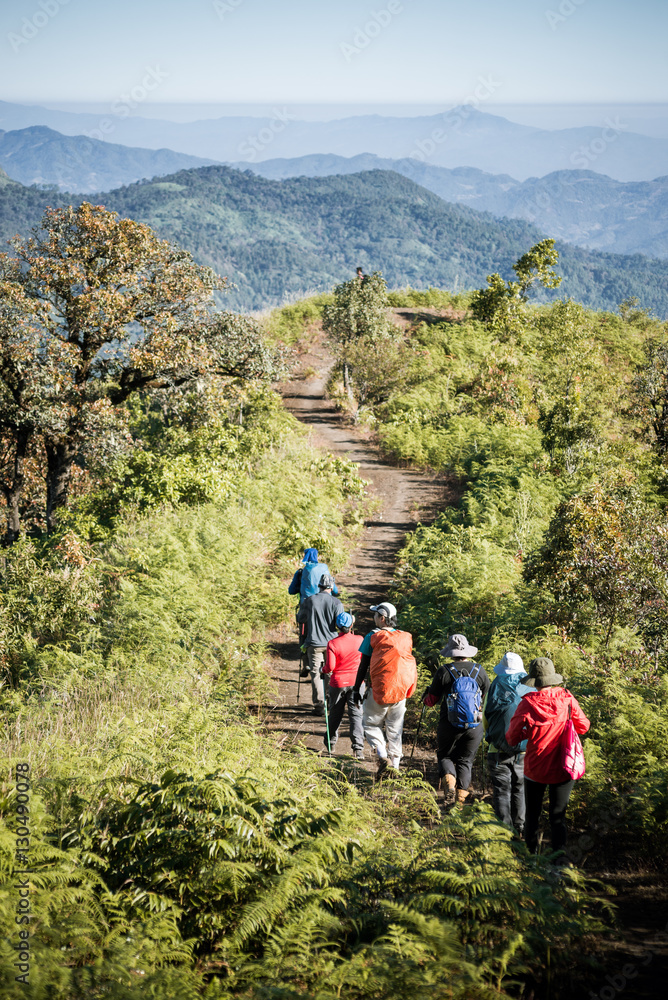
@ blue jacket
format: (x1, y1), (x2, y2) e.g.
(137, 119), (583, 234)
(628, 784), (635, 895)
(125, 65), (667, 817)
(484, 673), (533, 754)
(288, 548), (338, 601)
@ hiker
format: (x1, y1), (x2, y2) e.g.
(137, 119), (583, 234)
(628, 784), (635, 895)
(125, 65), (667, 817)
(483, 652), (532, 836)
(353, 602), (417, 776)
(322, 612), (364, 759)
(506, 657), (590, 855)
(288, 548), (339, 604)
(423, 633), (491, 805)
(297, 574), (344, 716)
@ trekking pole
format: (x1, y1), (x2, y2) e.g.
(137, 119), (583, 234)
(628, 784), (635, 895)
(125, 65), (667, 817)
(410, 703), (427, 760)
(297, 646), (303, 704)
(322, 672), (331, 754)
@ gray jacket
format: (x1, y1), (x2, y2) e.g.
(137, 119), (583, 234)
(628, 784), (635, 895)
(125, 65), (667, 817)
(298, 591), (344, 647)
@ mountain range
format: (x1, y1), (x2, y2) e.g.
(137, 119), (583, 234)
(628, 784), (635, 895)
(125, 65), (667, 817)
(2, 163), (667, 316)
(0, 125), (216, 194)
(2, 100), (668, 182)
(1, 126), (667, 261)
(242, 153), (668, 259)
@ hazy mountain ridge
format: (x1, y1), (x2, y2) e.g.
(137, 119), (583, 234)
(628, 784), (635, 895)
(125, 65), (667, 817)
(1, 100), (667, 181)
(2, 163), (667, 316)
(0, 125), (218, 193)
(243, 153), (668, 258)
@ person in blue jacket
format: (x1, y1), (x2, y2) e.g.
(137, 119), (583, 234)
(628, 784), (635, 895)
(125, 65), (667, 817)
(288, 548), (339, 603)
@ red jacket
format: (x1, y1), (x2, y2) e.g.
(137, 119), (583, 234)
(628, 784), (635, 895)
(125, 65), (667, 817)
(506, 687), (590, 783)
(324, 632), (362, 688)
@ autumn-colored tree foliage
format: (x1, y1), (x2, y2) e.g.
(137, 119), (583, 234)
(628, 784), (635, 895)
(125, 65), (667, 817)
(0, 203), (282, 540)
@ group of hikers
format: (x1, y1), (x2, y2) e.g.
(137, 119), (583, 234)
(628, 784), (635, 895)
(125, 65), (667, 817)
(289, 548), (590, 856)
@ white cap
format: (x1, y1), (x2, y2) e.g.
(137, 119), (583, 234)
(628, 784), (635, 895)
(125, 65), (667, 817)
(370, 602), (397, 619)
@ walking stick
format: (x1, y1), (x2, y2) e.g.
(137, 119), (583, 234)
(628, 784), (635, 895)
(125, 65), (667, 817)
(297, 646), (303, 704)
(322, 672), (332, 754)
(410, 704), (427, 760)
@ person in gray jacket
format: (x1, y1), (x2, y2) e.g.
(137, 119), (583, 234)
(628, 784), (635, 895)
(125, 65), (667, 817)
(297, 574), (344, 715)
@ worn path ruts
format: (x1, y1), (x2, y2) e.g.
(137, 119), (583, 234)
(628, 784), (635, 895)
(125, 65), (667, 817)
(263, 337), (451, 770)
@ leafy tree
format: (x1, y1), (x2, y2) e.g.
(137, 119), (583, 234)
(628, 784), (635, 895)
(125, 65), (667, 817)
(0, 204), (284, 539)
(0, 271), (57, 542)
(632, 337), (668, 456)
(524, 474), (668, 646)
(323, 271), (390, 404)
(470, 239), (562, 338)
(536, 299), (603, 474)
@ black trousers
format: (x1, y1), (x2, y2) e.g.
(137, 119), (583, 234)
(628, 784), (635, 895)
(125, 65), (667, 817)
(524, 776), (575, 854)
(325, 685), (364, 751)
(437, 718), (484, 789)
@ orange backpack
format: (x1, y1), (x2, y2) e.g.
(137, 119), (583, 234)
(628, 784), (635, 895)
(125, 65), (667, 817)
(369, 630), (418, 705)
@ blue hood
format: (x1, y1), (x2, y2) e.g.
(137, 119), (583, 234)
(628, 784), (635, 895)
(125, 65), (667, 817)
(497, 673), (532, 696)
(303, 548), (319, 563)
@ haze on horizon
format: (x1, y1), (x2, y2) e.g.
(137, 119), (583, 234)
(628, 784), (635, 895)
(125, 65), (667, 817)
(1, 0), (666, 119)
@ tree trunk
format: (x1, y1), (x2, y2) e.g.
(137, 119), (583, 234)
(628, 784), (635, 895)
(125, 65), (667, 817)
(2, 427), (31, 546)
(343, 361), (355, 406)
(45, 439), (78, 533)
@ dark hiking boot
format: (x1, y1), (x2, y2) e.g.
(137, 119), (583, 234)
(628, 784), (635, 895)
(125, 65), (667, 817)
(313, 705), (325, 717)
(299, 665), (310, 678)
(353, 749), (365, 761)
(376, 757), (389, 779)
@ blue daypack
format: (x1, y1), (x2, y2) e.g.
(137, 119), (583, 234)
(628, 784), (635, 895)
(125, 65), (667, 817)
(446, 664), (483, 729)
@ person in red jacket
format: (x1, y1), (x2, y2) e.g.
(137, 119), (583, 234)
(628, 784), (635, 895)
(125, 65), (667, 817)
(323, 612), (364, 759)
(506, 657), (590, 856)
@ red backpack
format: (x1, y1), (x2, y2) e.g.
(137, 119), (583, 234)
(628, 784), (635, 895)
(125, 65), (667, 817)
(369, 630), (417, 705)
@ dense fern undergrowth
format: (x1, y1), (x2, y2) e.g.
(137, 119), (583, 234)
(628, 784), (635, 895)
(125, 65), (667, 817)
(0, 286), (643, 997)
(326, 277), (668, 872)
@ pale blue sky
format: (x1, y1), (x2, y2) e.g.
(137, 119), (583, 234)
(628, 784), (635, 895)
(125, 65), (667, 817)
(1, 0), (666, 109)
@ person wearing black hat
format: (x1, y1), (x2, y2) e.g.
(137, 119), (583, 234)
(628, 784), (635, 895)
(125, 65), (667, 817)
(297, 574), (344, 715)
(506, 657), (590, 855)
(422, 633), (491, 804)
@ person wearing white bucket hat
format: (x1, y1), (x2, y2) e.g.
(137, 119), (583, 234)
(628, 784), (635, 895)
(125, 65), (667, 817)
(422, 634), (491, 804)
(483, 652), (532, 836)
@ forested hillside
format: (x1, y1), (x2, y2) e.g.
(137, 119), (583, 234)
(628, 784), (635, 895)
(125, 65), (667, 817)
(247, 154), (668, 259)
(3, 164), (668, 314)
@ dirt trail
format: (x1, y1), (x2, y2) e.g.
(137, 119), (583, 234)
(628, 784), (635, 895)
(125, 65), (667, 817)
(263, 338), (451, 768)
(263, 337), (668, 999)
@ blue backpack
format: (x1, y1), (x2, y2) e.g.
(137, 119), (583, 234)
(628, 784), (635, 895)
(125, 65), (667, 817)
(446, 664), (483, 729)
